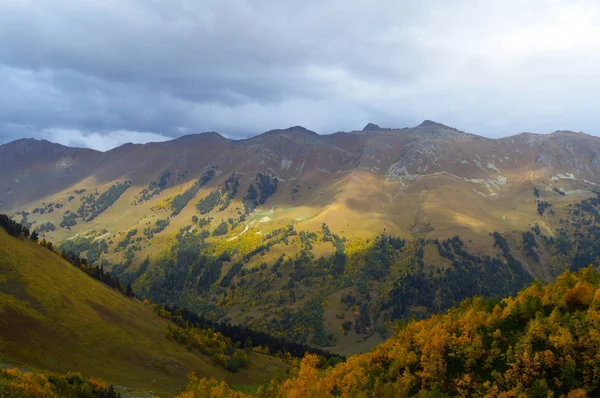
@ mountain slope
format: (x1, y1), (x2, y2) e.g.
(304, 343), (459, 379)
(4, 121), (600, 355)
(3, 122), (599, 247)
(0, 228), (288, 395)
(176, 266), (600, 397)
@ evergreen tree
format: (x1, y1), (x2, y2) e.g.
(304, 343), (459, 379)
(125, 283), (134, 298)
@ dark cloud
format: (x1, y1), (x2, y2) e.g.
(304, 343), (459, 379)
(1, 0), (600, 150)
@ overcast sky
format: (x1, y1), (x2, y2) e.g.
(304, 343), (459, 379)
(1, 0), (600, 151)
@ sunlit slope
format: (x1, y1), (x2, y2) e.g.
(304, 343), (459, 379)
(6, 124), (600, 249)
(0, 229), (287, 395)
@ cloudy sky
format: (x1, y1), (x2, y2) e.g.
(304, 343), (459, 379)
(1, 0), (600, 151)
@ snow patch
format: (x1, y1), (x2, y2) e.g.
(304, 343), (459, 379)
(468, 175), (506, 190)
(387, 164), (507, 193)
(56, 157), (74, 169)
(552, 173), (576, 181)
(562, 189), (590, 196)
(472, 159), (488, 173)
(385, 164), (419, 182)
(280, 158), (292, 171)
(487, 163), (500, 172)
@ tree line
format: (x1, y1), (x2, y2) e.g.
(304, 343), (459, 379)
(158, 304), (345, 364)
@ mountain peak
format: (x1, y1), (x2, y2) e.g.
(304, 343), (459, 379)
(549, 130), (589, 137)
(0, 137), (89, 153)
(416, 120), (465, 135)
(418, 120), (449, 128)
(263, 126), (317, 136)
(362, 123), (381, 131)
(285, 125), (315, 134)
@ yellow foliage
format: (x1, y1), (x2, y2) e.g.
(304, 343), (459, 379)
(177, 375), (246, 398)
(173, 267), (600, 398)
(151, 196), (173, 212)
(0, 368), (112, 397)
(565, 283), (594, 308)
(567, 389), (587, 398)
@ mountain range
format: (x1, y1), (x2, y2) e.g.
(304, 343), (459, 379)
(2, 121), (599, 240)
(2, 120), (600, 355)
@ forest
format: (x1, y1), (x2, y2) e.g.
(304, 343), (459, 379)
(243, 173), (278, 213)
(126, 221), (534, 347)
(58, 181), (131, 228)
(173, 266), (600, 397)
(78, 181), (131, 222)
(0, 368), (120, 397)
(170, 168), (216, 216)
(136, 169), (171, 203)
(156, 304), (344, 363)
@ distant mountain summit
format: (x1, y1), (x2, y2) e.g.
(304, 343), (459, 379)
(262, 125), (318, 137)
(362, 123), (383, 131)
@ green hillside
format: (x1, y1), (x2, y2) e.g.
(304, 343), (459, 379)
(0, 228), (288, 396)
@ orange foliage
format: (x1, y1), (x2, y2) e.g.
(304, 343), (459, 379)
(174, 266), (600, 397)
(565, 283), (594, 308)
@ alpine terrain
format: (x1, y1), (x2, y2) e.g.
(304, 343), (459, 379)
(3, 121), (600, 396)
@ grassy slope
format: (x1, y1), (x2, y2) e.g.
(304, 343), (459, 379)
(18, 164), (588, 274)
(0, 228), (288, 396)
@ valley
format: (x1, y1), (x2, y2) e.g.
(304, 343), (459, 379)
(3, 122), (600, 355)
(3, 214), (600, 396)
(4, 121), (600, 395)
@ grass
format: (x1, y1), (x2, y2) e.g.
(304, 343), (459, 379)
(0, 228), (288, 396)
(19, 164), (590, 269)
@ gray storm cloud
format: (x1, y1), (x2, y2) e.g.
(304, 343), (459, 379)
(1, 0), (600, 150)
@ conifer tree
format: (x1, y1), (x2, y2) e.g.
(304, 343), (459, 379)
(125, 283), (134, 298)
